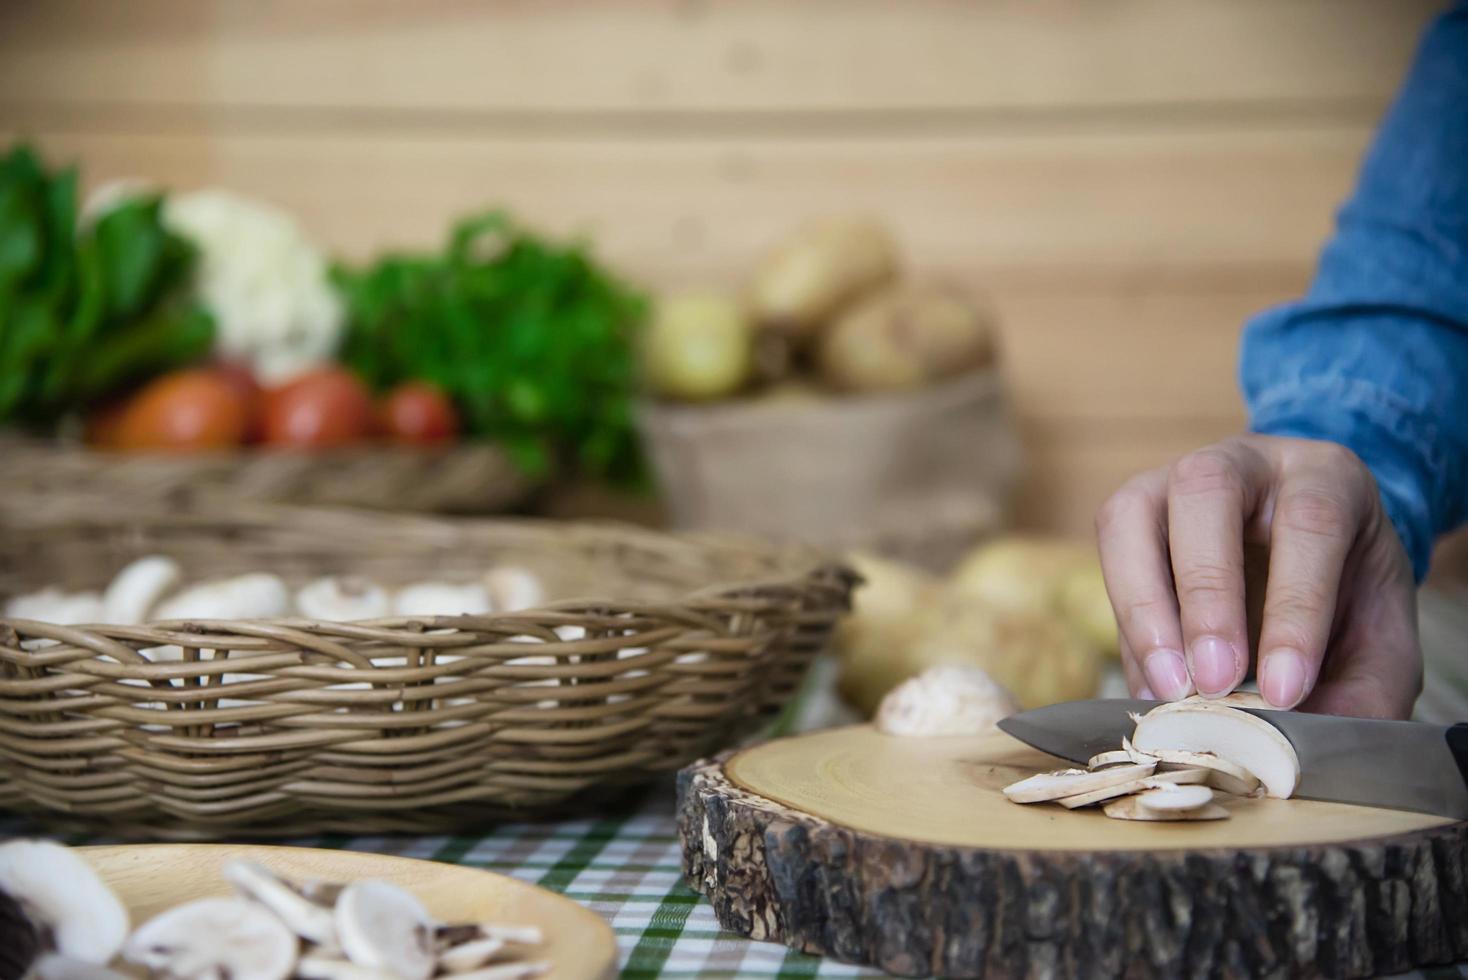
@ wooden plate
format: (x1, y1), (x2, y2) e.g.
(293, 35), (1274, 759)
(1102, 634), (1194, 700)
(80, 844), (617, 980)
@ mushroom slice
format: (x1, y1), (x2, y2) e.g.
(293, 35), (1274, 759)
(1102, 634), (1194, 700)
(295, 958), (398, 980)
(1056, 767), (1208, 809)
(103, 556), (182, 625)
(1134, 783), (1215, 812)
(1103, 796), (1229, 821)
(298, 879), (346, 908)
(0, 841), (128, 965)
(27, 955), (132, 980)
(438, 937), (505, 974)
(1133, 701), (1299, 798)
(296, 577), (391, 622)
(335, 880), (436, 980)
(449, 964), (550, 980)
(1086, 749), (1133, 770)
(1, 887), (41, 980)
(436, 924), (544, 949)
(222, 860), (337, 945)
(122, 897), (296, 980)
(1003, 763), (1155, 803)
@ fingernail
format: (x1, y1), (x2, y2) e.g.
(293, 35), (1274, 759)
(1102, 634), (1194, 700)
(1262, 649), (1307, 708)
(1142, 649), (1190, 700)
(1189, 635), (1238, 696)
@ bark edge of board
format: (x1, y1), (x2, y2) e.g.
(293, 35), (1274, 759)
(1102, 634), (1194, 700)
(677, 750), (1468, 979)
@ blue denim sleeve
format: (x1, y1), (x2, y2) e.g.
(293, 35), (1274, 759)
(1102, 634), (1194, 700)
(1239, 3), (1468, 582)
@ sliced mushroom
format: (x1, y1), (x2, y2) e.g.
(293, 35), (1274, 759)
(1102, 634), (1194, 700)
(335, 880), (436, 980)
(295, 958), (398, 980)
(483, 567), (545, 613)
(1086, 749), (1133, 770)
(1133, 701), (1299, 798)
(102, 556), (182, 625)
(392, 583), (493, 618)
(296, 577), (392, 622)
(1003, 763), (1155, 803)
(0, 888), (41, 980)
(1134, 783), (1215, 813)
(122, 897), (296, 980)
(436, 924), (544, 949)
(1056, 767), (1208, 809)
(298, 879), (346, 908)
(222, 860), (338, 946)
(153, 574), (292, 622)
(26, 955), (131, 980)
(1103, 796), (1229, 821)
(0, 841), (128, 965)
(1122, 739), (1261, 797)
(438, 937), (505, 974)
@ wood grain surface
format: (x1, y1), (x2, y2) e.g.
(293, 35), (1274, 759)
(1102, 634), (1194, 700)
(726, 724), (1451, 850)
(0, 1), (1443, 534)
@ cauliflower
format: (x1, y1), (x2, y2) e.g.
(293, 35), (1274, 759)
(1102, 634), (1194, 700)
(161, 190), (345, 384)
(84, 184), (345, 384)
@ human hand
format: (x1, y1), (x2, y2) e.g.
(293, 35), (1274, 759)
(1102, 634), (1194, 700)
(1095, 434), (1420, 718)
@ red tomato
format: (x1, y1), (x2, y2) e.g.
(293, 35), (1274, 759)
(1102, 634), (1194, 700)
(112, 370), (251, 452)
(378, 382), (459, 445)
(261, 367), (375, 448)
(211, 360), (263, 441)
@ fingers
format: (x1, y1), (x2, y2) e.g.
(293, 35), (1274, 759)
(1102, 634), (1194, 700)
(1255, 445), (1369, 708)
(1300, 513), (1421, 719)
(1118, 634), (1156, 700)
(1165, 443), (1268, 698)
(1096, 467), (1191, 701)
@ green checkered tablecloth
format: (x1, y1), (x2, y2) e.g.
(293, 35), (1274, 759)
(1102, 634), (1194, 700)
(7, 591), (1468, 979)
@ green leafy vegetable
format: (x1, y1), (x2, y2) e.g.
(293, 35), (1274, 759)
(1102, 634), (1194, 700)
(0, 143), (212, 427)
(335, 212), (646, 483)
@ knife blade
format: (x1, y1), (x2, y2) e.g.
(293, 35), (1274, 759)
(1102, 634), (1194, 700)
(997, 699), (1468, 820)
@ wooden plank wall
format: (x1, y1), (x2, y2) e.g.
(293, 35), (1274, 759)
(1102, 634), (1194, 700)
(0, 0), (1445, 534)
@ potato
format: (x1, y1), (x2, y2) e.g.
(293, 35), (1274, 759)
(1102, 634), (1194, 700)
(1057, 562), (1120, 659)
(748, 216), (899, 338)
(906, 601), (1101, 711)
(947, 536), (1091, 615)
(641, 290), (753, 401)
(837, 596), (1101, 714)
(817, 282), (995, 392)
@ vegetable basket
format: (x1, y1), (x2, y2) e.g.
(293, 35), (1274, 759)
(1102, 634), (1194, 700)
(0, 499), (852, 837)
(637, 368), (1020, 569)
(0, 433), (535, 515)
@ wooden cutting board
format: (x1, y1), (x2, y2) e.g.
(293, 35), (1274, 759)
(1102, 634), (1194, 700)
(678, 725), (1468, 979)
(82, 844), (617, 980)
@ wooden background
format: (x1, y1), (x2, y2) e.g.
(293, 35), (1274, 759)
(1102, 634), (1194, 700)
(0, 0), (1448, 537)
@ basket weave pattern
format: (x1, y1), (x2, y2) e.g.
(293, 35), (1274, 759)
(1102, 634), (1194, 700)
(0, 434), (534, 514)
(0, 505), (851, 836)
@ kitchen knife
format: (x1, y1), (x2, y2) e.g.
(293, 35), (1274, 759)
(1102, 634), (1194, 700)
(997, 699), (1468, 820)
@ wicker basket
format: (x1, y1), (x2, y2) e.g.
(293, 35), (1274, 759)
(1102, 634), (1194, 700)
(0, 433), (535, 514)
(0, 501), (852, 837)
(637, 368), (1020, 569)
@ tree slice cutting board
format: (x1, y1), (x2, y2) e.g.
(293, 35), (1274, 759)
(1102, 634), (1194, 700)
(677, 725), (1468, 979)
